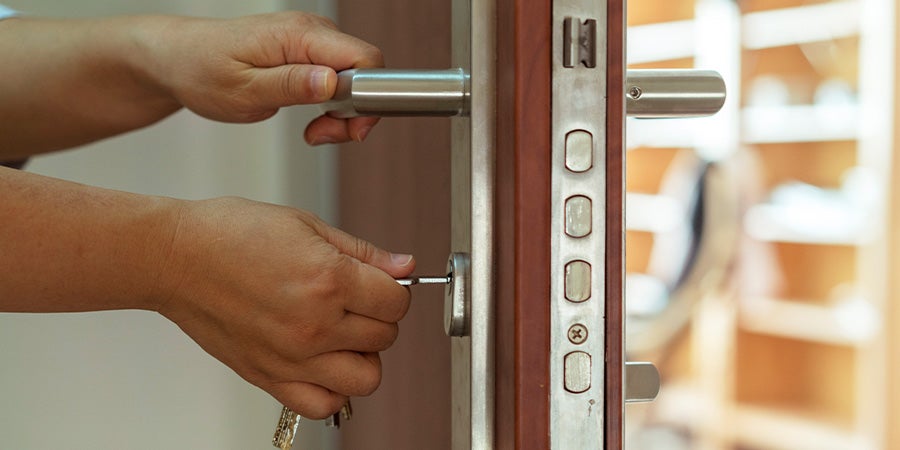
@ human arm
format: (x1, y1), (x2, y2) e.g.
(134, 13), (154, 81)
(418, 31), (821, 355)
(0, 166), (414, 418)
(0, 12), (380, 159)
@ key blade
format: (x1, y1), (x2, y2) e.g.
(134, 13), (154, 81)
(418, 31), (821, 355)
(273, 406), (299, 450)
(396, 276), (452, 286)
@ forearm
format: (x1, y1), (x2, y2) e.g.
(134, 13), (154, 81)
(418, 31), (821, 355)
(0, 16), (181, 158)
(0, 166), (180, 312)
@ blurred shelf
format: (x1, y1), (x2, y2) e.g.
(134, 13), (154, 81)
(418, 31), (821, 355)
(739, 296), (880, 346)
(742, 0), (860, 50)
(628, 19), (695, 65)
(625, 193), (684, 233)
(744, 201), (873, 245)
(627, 115), (725, 149)
(742, 104), (860, 144)
(730, 405), (873, 450)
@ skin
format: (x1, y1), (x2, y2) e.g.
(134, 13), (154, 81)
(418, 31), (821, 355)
(0, 12), (411, 419)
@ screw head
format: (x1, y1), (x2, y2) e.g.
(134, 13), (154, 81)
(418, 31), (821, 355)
(568, 324), (588, 345)
(628, 86), (643, 100)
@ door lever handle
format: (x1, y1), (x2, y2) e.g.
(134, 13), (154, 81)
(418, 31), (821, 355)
(626, 69), (726, 118)
(323, 68), (725, 119)
(324, 68), (470, 119)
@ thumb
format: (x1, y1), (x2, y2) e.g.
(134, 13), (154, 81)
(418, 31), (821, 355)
(247, 64), (337, 110)
(315, 223), (416, 278)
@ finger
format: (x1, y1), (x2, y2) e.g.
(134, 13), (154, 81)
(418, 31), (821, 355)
(333, 313), (400, 352)
(290, 24), (385, 71)
(303, 351), (383, 397)
(342, 264), (412, 323)
(245, 64), (336, 110)
(304, 115), (381, 145)
(312, 223), (416, 278)
(270, 381), (348, 420)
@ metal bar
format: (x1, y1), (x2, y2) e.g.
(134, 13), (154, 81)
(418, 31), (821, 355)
(625, 69), (726, 118)
(323, 68), (722, 120)
(551, 1), (608, 448)
(324, 69), (469, 118)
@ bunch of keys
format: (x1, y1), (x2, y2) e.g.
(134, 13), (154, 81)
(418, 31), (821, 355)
(272, 402), (352, 450)
(271, 275), (451, 449)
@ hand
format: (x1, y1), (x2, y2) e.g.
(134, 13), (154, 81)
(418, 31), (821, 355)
(154, 197), (414, 419)
(143, 12), (382, 145)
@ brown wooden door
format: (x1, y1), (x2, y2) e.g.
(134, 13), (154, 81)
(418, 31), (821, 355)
(336, 1), (625, 448)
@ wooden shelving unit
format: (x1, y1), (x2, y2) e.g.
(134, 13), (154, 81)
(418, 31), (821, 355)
(624, 0), (896, 449)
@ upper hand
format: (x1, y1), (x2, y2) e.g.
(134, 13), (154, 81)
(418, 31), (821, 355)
(143, 12), (381, 145)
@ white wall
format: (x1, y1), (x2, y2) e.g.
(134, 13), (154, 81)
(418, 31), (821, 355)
(0, 1), (338, 449)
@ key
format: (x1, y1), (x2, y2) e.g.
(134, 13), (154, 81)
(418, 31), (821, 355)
(325, 399), (353, 428)
(272, 406), (300, 450)
(395, 275), (452, 286)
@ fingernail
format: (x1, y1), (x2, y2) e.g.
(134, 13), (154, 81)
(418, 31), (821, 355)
(311, 68), (332, 100)
(355, 126), (373, 142)
(310, 135), (338, 145)
(391, 253), (413, 267)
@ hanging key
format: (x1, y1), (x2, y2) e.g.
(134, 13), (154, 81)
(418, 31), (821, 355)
(272, 406), (300, 450)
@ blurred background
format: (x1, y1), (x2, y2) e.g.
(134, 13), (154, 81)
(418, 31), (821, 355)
(623, 0), (900, 449)
(2, 0), (900, 449)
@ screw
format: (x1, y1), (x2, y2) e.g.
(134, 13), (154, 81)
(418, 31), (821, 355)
(628, 86), (642, 100)
(568, 324), (588, 345)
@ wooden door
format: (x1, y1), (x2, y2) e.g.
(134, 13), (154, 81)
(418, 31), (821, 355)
(336, 0), (625, 448)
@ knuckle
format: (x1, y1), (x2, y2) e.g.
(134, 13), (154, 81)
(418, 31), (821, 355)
(353, 238), (377, 263)
(359, 45), (385, 68)
(371, 324), (399, 351)
(354, 364), (382, 396)
(384, 289), (412, 323)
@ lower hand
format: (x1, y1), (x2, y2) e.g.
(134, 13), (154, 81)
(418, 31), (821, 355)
(154, 197), (414, 419)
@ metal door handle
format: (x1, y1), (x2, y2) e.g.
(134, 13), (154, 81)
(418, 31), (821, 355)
(626, 69), (726, 118)
(325, 68), (469, 118)
(323, 68), (725, 119)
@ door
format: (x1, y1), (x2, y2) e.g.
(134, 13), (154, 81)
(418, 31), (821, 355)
(334, 0), (721, 448)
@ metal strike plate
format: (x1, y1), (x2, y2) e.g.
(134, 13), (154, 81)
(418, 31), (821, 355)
(624, 362), (660, 403)
(625, 69), (726, 118)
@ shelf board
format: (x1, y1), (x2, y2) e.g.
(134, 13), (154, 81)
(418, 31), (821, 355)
(625, 193), (684, 233)
(731, 405), (872, 450)
(744, 201), (873, 245)
(627, 19), (695, 65)
(742, 104), (859, 144)
(739, 296), (880, 346)
(742, 0), (860, 50)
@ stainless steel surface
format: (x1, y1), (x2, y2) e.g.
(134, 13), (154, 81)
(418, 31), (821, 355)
(444, 253), (471, 337)
(396, 276), (453, 286)
(551, 0), (608, 448)
(624, 362), (660, 403)
(625, 69), (726, 118)
(451, 0), (496, 448)
(324, 68), (469, 118)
